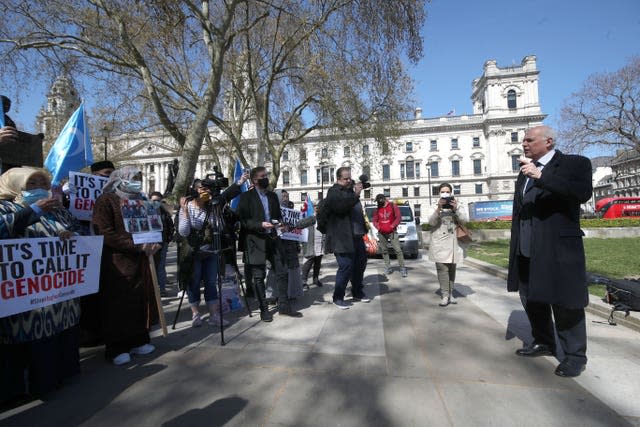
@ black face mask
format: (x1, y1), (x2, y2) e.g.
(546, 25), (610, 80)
(256, 177), (269, 189)
(377, 201), (385, 208)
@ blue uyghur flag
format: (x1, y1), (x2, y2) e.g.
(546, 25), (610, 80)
(305, 194), (315, 217)
(230, 159), (249, 210)
(44, 103), (94, 185)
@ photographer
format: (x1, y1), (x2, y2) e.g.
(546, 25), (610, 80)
(324, 167), (370, 309)
(178, 169), (247, 327)
(373, 194), (407, 277)
(426, 183), (468, 307)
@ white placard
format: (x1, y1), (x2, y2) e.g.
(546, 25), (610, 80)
(68, 171), (109, 221)
(279, 207), (309, 242)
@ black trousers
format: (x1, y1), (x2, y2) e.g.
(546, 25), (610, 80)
(517, 256), (587, 365)
(301, 255), (323, 283)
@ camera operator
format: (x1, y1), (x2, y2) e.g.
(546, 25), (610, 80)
(324, 167), (371, 309)
(426, 183), (468, 306)
(178, 169), (248, 327)
(237, 167), (302, 322)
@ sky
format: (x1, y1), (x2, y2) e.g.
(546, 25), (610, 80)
(5, 0), (640, 157)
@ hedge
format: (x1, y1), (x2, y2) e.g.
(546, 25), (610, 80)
(421, 218), (640, 231)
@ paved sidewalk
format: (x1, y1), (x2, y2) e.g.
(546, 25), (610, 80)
(1, 251), (638, 426)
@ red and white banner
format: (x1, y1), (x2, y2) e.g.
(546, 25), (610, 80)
(280, 207), (308, 242)
(69, 171), (109, 221)
(0, 236), (103, 317)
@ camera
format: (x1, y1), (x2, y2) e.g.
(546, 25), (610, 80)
(359, 174), (371, 189)
(200, 166), (229, 195)
(441, 196), (454, 209)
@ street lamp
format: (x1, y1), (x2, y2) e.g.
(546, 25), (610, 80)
(101, 124), (109, 161)
(319, 161), (327, 200)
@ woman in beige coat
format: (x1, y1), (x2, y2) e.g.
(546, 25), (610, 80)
(426, 183), (468, 306)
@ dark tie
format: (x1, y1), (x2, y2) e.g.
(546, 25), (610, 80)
(524, 161), (542, 193)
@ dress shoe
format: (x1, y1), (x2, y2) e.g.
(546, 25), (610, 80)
(260, 310), (273, 322)
(515, 344), (554, 357)
(555, 360), (586, 377)
(279, 308), (303, 318)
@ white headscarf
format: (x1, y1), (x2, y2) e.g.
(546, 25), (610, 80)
(0, 167), (52, 206)
(102, 166), (143, 199)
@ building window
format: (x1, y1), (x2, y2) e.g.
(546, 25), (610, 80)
(473, 137), (480, 148)
(344, 146), (351, 157)
(383, 188), (391, 197)
(475, 183), (483, 194)
(473, 159), (482, 175)
(402, 187), (408, 197)
(406, 141), (413, 152)
(283, 150), (289, 161)
(364, 189), (371, 199)
(400, 163), (405, 179)
(382, 141), (390, 155)
(415, 163), (421, 179)
(382, 164), (390, 181)
(318, 191), (323, 200)
(511, 132), (519, 142)
(431, 186), (439, 197)
(453, 184), (461, 195)
(414, 204), (421, 220)
(328, 168), (335, 183)
(363, 165), (371, 178)
(451, 160), (460, 176)
(300, 149), (307, 160)
(413, 186), (420, 197)
(316, 169), (321, 184)
(301, 170), (308, 185)
(300, 192), (307, 202)
(406, 160), (415, 179)
(321, 147), (328, 158)
(283, 171), (290, 186)
(363, 144), (370, 156)
(451, 138), (459, 150)
(430, 162), (439, 178)
(511, 155), (520, 172)
(507, 89), (517, 109)
(430, 140), (438, 151)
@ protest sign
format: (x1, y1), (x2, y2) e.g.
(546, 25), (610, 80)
(69, 171), (109, 221)
(0, 235), (103, 317)
(120, 199), (163, 244)
(279, 207), (308, 242)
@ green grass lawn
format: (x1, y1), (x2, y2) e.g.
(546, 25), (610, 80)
(466, 238), (640, 298)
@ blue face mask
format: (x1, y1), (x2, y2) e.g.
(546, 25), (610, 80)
(22, 188), (51, 205)
(123, 180), (142, 193)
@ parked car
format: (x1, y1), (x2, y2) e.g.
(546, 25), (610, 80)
(365, 202), (420, 259)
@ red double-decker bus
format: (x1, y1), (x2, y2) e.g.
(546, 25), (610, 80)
(595, 197), (640, 219)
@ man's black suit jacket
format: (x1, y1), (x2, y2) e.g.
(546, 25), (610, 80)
(237, 188), (282, 265)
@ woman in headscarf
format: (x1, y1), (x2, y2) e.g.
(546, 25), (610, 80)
(0, 167), (81, 403)
(92, 166), (161, 366)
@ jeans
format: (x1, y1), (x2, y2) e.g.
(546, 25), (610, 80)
(333, 237), (367, 301)
(187, 253), (219, 305)
(155, 243), (169, 292)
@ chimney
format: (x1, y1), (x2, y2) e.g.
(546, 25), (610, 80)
(414, 107), (422, 119)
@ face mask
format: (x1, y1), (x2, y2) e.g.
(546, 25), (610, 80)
(22, 188), (51, 205)
(151, 200), (162, 208)
(440, 192), (451, 198)
(199, 192), (211, 202)
(377, 200), (385, 208)
(257, 177), (269, 188)
(123, 180), (142, 193)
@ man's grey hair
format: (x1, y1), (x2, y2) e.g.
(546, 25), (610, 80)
(530, 125), (556, 148)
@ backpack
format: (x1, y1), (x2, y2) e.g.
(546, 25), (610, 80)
(601, 278), (640, 324)
(315, 199), (329, 234)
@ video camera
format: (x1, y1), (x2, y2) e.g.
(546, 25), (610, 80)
(349, 174), (371, 191)
(188, 166), (229, 204)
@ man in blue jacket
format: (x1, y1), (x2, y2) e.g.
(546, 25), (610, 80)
(507, 125), (592, 378)
(324, 167), (370, 309)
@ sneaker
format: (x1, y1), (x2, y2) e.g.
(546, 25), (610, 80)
(439, 296), (449, 307)
(113, 352), (131, 366)
(401, 268), (408, 278)
(130, 344), (155, 355)
(333, 299), (350, 309)
(207, 314), (230, 326)
(384, 267), (393, 275)
(449, 294), (457, 304)
(192, 313), (203, 327)
(352, 295), (371, 303)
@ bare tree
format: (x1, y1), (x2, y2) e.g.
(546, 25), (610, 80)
(0, 0), (262, 197)
(559, 56), (640, 154)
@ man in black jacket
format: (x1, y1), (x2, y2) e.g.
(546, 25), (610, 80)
(507, 125), (592, 378)
(238, 167), (302, 321)
(325, 167), (370, 309)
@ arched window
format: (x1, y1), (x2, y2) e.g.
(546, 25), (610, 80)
(507, 90), (517, 109)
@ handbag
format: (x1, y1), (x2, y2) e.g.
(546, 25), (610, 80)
(455, 223), (472, 244)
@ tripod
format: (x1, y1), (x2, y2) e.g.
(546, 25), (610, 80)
(172, 201), (252, 345)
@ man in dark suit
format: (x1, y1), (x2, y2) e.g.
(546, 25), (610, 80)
(507, 125), (592, 377)
(238, 166), (302, 322)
